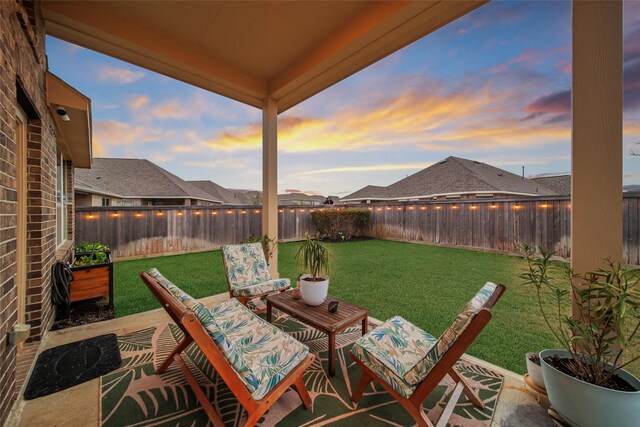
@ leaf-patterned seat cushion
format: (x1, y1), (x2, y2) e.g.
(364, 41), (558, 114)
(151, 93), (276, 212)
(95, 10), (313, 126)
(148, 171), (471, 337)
(231, 278), (290, 297)
(352, 282), (498, 398)
(209, 298), (309, 400)
(222, 243), (290, 296)
(146, 268), (209, 315)
(352, 316), (437, 398)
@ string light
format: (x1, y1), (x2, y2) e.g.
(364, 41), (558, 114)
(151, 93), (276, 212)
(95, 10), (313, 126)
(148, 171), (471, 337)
(470, 204), (477, 210)
(241, 210), (247, 214)
(227, 210), (233, 214)
(111, 213), (119, 218)
(194, 211), (201, 215)
(177, 212), (184, 216)
(290, 209), (295, 213)
(420, 206), (426, 210)
(157, 212), (164, 217)
(451, 204), (458, 210)
(299, 208), (305, 212)
(255, 210), (260, 214)
(513, 203), (521, 210)
(490, 204), (498, 209)
(540, 203), (550, 208)
(212, 211), (218, 215)
(386, 207), (392, 210)
(135, 212), (143, 218)
(435, 205), (442, 210)
(376, 207), (382, 211)
(408, 206), (414, 210)
(397, 207), (403, 211)
(87, 214), (95, 219)
(279, 209), (284, 213)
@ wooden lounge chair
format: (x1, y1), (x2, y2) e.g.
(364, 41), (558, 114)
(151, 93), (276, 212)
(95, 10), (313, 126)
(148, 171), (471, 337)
(222, 243), (290, 312)
(140, 268), (314, 427)
(350, 282), (506, 427)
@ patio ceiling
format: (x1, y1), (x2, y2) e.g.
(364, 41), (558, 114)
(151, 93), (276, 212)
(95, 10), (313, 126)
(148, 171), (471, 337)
(41, 0), (486, 112)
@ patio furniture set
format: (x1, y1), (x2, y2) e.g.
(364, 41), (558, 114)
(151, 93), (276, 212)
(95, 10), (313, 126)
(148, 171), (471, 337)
(139, 242), (505, 427)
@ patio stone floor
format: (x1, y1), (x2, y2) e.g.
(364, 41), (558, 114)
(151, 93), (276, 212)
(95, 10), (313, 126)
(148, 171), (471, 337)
(7, 293), (555, 427)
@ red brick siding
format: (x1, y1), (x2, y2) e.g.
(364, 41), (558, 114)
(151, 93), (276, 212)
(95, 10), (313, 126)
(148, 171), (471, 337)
(0, 1), (76, 423)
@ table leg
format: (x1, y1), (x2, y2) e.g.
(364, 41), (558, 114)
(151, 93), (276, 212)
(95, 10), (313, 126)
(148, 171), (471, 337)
(328, 332), (336, 376)
(362, 316), (368, 336)
(266, 302), (272, 323)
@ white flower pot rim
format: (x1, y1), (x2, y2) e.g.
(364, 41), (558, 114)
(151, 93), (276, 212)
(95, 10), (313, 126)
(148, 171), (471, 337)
(539, 349), (640, 394)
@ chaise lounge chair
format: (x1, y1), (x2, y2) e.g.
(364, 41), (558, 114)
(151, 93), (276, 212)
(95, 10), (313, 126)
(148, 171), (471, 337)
(222, 243), (290, 312)
(140, 268), (314, 427)
(350, 282), (506, 427)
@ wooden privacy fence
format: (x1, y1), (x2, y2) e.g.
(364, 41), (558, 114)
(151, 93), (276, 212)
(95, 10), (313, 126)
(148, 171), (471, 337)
(75, 206), (316, 259)
(75, 196), (640, 265)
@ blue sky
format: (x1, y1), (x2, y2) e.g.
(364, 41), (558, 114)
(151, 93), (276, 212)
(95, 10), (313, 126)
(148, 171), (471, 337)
(46, 1), (640, 196)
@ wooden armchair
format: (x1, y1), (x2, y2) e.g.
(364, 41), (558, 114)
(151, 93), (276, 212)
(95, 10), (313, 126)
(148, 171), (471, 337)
(140, 269), (314, 427)
(221, 243), (290, 311)
(350, 282), (506, 427)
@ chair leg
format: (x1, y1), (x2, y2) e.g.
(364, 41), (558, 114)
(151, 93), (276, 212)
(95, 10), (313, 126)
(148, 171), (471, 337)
(244, 404), (271, 427)
(156, 336), (193, 374)
(290, 375), (312, 409)
(351, 369), (374, 405)
(448, 367), (484, 408)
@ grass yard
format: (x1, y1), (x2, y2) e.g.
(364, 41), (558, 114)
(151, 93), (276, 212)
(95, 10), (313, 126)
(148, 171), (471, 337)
(113, 239), (639, 376)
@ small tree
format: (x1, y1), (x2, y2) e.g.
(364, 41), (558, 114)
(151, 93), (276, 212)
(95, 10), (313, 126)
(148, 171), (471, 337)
(295, 236), (330, 281)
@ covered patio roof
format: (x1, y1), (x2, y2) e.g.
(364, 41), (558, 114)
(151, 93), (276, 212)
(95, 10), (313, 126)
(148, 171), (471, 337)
(41, 1), (486, 112)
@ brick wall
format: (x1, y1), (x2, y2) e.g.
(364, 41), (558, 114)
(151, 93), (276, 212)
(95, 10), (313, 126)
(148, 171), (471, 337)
(0, 1), (75, 423)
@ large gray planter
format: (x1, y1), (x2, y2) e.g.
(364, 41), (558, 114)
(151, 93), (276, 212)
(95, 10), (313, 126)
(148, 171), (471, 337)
(540, 349), (640, 427)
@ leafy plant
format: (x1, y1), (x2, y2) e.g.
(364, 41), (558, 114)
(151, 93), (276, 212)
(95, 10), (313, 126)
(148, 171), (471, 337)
(241, 234), (277, 264)
(311, 208), (371, 240)
(295, 235), (330, 281)
(520, 244), (640, 388)
(74, 241), (111, 266)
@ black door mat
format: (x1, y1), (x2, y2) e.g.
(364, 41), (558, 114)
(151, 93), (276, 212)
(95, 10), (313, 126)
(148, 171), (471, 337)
(24, 333), (121, 400)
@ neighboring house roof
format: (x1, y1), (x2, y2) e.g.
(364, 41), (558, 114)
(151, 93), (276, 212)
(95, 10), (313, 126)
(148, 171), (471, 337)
(74, 158), (223, 203)
(531, 175), (571, 196)
(74, 178), (123, 198)
(343, 156), (557, 201)
(188, 180), (250, 205)
(278, 192), (326, 204)
(342, 185), (391, 201)
(624, 184), (640, 193)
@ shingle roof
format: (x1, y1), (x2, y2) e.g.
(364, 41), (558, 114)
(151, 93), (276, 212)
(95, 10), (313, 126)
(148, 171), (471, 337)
(188, 180), (250, 205)
(278, 192), (326, 203)
(74, 158), (223, 203)
(531, 175), (571, 196)
(343, 156), (557, 201)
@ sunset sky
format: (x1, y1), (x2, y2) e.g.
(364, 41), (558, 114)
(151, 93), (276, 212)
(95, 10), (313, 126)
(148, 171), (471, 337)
(46, 1), (640, 196)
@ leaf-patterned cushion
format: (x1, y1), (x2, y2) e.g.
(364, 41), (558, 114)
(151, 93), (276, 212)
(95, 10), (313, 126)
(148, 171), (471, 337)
(222, 243), (272, 290)
(146, 268), (209, 315)
(435, 282), (497, 357)
(352, 316), (437, 397)
(209, 298), (309, 400)
(231, 278), (290, 297)
(352, 282), (498, 397)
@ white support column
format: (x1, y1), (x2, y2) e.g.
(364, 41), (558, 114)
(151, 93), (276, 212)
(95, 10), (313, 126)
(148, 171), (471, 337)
(571, 1), (622, 315)
(262, 98), (279, 277)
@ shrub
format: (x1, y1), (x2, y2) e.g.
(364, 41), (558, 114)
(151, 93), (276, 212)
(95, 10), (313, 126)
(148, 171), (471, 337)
(311, 208), (371, 240)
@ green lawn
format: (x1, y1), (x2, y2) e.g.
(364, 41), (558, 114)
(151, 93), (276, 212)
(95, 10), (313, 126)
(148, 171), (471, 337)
(113, 239), (639, 376)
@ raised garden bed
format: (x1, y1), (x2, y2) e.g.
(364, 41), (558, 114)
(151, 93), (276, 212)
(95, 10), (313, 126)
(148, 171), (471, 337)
(70, 243), (114, 308)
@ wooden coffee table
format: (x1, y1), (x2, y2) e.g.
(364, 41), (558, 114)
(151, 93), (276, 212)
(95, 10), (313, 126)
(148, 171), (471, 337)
(266, 291), (369, 376)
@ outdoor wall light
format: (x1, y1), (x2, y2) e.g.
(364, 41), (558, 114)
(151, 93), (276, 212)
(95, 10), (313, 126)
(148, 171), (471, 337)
(241, 210), (247, 214)
(56, 106), (70, 122)
(386, 207), (392, 210)
(397, 207), (403, 211)
(300, 208), (305, 212)
(278, 209), (284, 213)
(513, 203), (521, 210)
(135, 213), (143, 218)
(255, 210), (260, 214)
(420, 206), (426, 210)
(435, 205), (442, 210)
(540, 203), (550, 208)
(194, 211), (201, 215)
(470, 204), (477, 210)
(408, 206), (414, 210)
(111, 213), (119, 218)
(451, 204), (458, 209)
(212, 211), (218, 215)
(227, 210), (233, 214)
(377, 207), (382, 211)
(87, 214), (95, 219)
(177, 212), (183, 216)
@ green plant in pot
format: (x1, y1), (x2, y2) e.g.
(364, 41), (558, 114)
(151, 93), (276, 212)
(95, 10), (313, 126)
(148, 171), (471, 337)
(295, 236), (330, 306)
(520, 245), (640, 427)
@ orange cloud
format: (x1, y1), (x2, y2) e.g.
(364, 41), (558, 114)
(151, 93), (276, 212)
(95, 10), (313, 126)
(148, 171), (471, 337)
(93, 120), (167, 155)
(128, 95), (149, 110)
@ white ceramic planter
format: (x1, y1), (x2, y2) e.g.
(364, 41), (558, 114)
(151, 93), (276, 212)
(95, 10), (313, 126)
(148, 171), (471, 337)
(299, 274), (329, 306)
(540, 349), (640, 427)
(525, 352), (545, 389)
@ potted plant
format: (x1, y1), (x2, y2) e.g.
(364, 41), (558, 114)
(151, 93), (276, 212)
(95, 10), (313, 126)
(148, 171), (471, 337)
(295, 236), (330, 306)
(520, 245), (640, 427)
(525, 352), (545, 390)
(70, 242), (113, 308)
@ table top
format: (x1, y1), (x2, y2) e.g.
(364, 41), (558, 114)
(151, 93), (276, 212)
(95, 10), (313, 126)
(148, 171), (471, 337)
(266, 291), (368, 333)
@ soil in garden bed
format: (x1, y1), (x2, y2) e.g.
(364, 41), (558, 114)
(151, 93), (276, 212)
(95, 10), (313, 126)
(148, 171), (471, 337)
(544, 355), (637, 392)
(51, 299), (114, 331)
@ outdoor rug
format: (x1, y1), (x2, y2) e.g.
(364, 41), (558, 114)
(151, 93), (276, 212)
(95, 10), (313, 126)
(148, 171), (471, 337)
(25, 333), (121, 400)
(100, 313), (503, 426)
